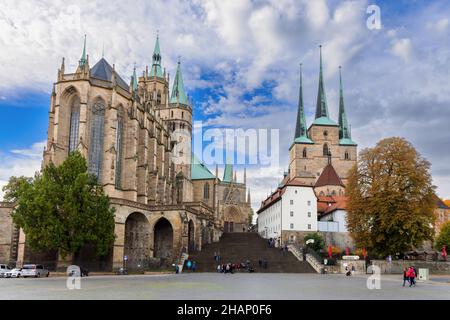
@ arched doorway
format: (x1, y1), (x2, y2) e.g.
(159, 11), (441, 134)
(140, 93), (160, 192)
(153, 218), (174, 263)
(124, 212), (150, 270)
(188, 220), (195, 252)
(223, 206), (245, 233)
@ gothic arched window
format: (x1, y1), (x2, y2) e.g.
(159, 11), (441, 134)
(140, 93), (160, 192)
(302, 147), (307, 158)
(68, 96), (80, 153)
(88, 101), (106, 180)
(157, 91), (161, 105)
(115, 107), (124, 188)
(323, 143), (329, 156)
(203, 183), (210, 200)
(345, 150), (350, 160)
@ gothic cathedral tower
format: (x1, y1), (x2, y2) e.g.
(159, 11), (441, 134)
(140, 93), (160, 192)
(289, 46), (357, 189)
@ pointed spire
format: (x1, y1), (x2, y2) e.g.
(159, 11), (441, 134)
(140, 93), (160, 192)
(294, 63), (313, 144)
(150, 32), (163, 78)
(79, 35), (87, 68)
(338, 67), (357, 145)
(170, 60), (188, 105)
(132, 64), (138, 92)
(223, 164), (233, 183)
(315, 45), (329, 119)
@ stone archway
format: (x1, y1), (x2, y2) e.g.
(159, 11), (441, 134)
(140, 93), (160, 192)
(124, 212), (150, 270)
(223, 205), (245, 233)
(153, 218), (174, 263)
(188, 220), (195, 252)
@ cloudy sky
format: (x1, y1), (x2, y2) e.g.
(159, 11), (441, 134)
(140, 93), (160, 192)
(0, 0), (449, 214)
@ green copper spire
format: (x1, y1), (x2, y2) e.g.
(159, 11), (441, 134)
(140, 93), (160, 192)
(313, 45), (337, 126)
(170, 60), (188, 105)
(132, 64), (138, 92)
(79, 35), (87, 67)
(315, 45), (329, 118)
(294, 64), (313, 144)
(338, 66), (357, 146)
(150, 33), (164, 78)
(223, 164), (233, 183)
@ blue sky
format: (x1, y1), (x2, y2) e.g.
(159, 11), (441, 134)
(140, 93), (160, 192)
(1, 0), (449, 212)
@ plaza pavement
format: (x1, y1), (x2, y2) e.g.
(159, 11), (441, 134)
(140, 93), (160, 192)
(0, 273), (449, 300)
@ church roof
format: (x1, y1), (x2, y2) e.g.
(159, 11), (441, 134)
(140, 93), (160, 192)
(90, 58), (129, 91)
(191, 154), (216, 180)
(315, 163), (345, 188)
(339, 138), (357, 146)
(317, 195), (348, 216)
(312, 116), (338, 126)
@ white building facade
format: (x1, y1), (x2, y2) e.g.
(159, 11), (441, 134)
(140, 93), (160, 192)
(257, 184), (317, 244)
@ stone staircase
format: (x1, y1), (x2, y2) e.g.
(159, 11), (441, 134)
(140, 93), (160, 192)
(188, 233), (316, 273)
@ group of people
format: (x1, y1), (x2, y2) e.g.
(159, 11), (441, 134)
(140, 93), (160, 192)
(183, 259), (197, 272)
(344, 264), (356, 276)
(403, 266), (417, 287)
(217, 261), (254, 273)
(258, 259), (269, 269)
(268, 238), (277, 248)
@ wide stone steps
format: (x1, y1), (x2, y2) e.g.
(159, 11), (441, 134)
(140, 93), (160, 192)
(188, 233), (315, 273)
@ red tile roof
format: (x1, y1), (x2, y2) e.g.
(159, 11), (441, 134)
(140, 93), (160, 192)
(317, 195), (348, 216)
(257, 177), (312, 213)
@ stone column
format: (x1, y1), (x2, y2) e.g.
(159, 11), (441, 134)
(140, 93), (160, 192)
(112, 222), (125, 271)
(16, 228), (26, 267)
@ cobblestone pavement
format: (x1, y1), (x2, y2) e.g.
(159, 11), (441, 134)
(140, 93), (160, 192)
(1, 273), (449, 300)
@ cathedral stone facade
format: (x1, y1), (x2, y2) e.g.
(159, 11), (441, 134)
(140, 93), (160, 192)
(0, 36), (252, 271)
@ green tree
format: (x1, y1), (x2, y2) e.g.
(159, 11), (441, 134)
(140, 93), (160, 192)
(3, 151), (116, 257)
(346, 137), (435, 257)
(304, 232), (325, 252)
(435, 221), (450, 251)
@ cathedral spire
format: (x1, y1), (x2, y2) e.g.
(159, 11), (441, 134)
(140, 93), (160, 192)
(170, 60), (188, 105)
(79, 35), (87, 68)
(150, 32), (163, 78)
(338, 66), (357, 146)
(315, 45), (329, 119)
(294, 64), (313, 144)
(132, 64), (138, 92)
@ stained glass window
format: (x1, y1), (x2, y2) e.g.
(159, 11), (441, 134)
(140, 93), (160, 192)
(68, 97), (80, 153)
(88, 101), (105, 180)
(115, 108), (124, 188)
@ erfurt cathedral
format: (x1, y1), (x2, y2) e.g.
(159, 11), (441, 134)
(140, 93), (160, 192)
(0, 35), (253, 271)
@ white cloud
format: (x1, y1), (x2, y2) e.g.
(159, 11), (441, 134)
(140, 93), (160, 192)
(0, 141), (45, 200)
(391, 38), (413, 62)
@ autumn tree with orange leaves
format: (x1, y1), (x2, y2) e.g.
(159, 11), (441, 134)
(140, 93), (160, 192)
(346, 137), (436, 257)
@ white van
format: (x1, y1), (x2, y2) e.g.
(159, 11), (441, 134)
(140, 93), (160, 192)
(21, 264), (50, 278)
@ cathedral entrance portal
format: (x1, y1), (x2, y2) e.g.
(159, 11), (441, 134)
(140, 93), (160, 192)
(124, 212), (150, 270)
(223, 206), (245, 233)
(153, 218), (173, 264)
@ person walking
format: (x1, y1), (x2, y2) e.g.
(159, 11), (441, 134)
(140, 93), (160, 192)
(402, 267), (409, 287)
(192, 261), (197, 272)
(217, 264), (221, 273)
(407, 266), (416, 287)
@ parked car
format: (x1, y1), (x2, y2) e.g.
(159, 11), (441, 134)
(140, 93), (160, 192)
(21, 264), (50, 278)
(5, 268), (23, 278)
(0, 264), (12, 278)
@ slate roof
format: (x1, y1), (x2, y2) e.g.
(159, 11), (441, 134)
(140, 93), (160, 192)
(90, 58), (129, 91)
